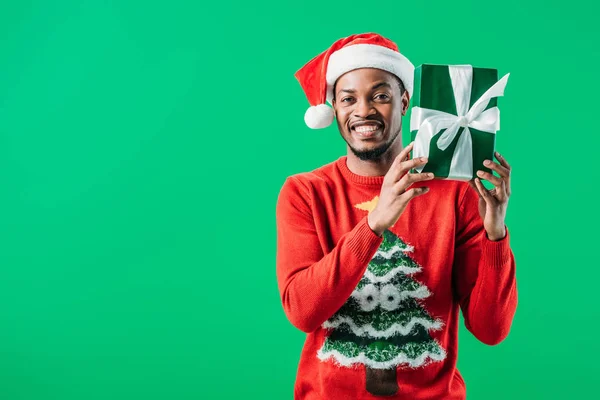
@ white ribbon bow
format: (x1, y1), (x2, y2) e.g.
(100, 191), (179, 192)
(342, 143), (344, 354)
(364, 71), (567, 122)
(410, 65), (510, 180)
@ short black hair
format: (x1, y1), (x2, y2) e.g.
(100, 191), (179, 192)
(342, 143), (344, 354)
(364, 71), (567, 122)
(332, 74), (406, 101)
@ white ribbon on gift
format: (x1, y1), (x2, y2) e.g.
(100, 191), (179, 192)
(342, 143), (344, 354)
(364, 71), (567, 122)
(410, 65), (510, 180)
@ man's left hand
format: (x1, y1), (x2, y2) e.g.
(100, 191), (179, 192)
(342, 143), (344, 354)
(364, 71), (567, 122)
(469, 151), (511, 241)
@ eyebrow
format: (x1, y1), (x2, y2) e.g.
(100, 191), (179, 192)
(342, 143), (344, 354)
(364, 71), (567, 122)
(337, 81), (392, 96)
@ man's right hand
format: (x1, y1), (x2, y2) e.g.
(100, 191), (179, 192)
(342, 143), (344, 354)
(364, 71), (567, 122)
(367, 142), (434, 237)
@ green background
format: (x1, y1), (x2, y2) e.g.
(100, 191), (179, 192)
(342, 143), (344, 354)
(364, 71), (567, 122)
(0, 0), (597, 399)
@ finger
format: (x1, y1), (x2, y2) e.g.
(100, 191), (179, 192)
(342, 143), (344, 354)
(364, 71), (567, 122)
(474, 178), (497, 206)
(393, 172), (434, 193)
(400, 186), (430, 201)
(483, 159), (510, 178)
(393, 142), (414, 165)
(385, 143), (416, 185)
(494, 152), (512, 197)
(476, 170), (503, 188)
(497, 179), (508, 202)
(387, 156), (429, 185)
(494, 151), (511, 171)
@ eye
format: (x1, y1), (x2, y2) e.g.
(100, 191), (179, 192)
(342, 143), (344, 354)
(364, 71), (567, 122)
(341, 97), (354, 103)
(352, 284), (379, 312)
(379, 285), (402, 311)
(375, 93), (390, 100)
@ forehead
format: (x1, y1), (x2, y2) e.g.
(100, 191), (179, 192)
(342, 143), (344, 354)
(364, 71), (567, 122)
(335, 68), (396, 88)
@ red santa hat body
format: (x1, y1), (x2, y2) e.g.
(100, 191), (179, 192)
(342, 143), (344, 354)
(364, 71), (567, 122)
(295, 33), (415, 129)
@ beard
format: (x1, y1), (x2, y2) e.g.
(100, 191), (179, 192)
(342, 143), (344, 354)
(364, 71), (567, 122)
(342, 127), (402, 161)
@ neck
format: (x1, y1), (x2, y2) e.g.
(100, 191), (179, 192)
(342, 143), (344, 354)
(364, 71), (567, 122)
(345, 135), (405, 177)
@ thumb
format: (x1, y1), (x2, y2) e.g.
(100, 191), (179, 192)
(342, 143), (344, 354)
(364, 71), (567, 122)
(468, 179), (482, 199)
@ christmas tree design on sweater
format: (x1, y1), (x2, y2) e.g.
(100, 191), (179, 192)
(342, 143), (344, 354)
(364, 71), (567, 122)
(317, 197), (447, 375)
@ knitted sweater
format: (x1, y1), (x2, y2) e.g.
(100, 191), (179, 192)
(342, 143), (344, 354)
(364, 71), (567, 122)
(275, 156), (518, 400)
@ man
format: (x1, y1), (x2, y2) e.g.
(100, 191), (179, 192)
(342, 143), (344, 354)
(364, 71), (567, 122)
(275, 33), (517, 399)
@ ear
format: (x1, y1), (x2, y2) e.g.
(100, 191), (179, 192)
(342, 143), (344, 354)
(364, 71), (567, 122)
(400, 91), (410, 116)
(331, 99), (337, 117)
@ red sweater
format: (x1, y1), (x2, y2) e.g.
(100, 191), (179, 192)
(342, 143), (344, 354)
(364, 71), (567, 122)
(275, 156), (517, 400)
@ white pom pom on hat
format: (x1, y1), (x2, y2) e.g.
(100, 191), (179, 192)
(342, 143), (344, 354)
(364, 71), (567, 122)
(294, 33), (415, 129)
(304, 104), (335, 129)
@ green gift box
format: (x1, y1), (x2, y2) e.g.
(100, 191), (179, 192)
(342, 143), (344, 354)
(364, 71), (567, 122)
(409, 64), (510, 180)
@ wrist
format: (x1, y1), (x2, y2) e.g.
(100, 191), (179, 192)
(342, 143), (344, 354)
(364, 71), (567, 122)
(486, 226), (507, 241)
(367, 213), (384, 237)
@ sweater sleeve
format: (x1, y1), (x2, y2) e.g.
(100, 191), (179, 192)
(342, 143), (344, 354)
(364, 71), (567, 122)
(452, 184), (518, 345)
(275, 176), (383, 333)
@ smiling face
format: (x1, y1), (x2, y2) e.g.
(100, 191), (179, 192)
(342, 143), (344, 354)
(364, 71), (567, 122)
(331, 68), (409, 161)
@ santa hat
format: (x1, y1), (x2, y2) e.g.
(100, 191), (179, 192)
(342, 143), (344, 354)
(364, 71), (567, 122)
(295, 33), (415, 129)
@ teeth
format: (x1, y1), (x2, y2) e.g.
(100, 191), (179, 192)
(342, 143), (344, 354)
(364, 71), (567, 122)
(355, 125), (380, 133)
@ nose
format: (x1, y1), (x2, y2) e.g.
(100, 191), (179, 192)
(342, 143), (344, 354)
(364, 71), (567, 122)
(353, 98), (376, 118)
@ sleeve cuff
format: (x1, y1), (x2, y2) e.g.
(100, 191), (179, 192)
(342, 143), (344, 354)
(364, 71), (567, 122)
(481, 226), (512, 269)
(347, 216), (384, 264)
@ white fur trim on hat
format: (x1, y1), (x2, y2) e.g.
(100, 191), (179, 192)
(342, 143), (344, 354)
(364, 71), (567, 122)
(304, 104), (335, 129)
(325, 44), (415, 104)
